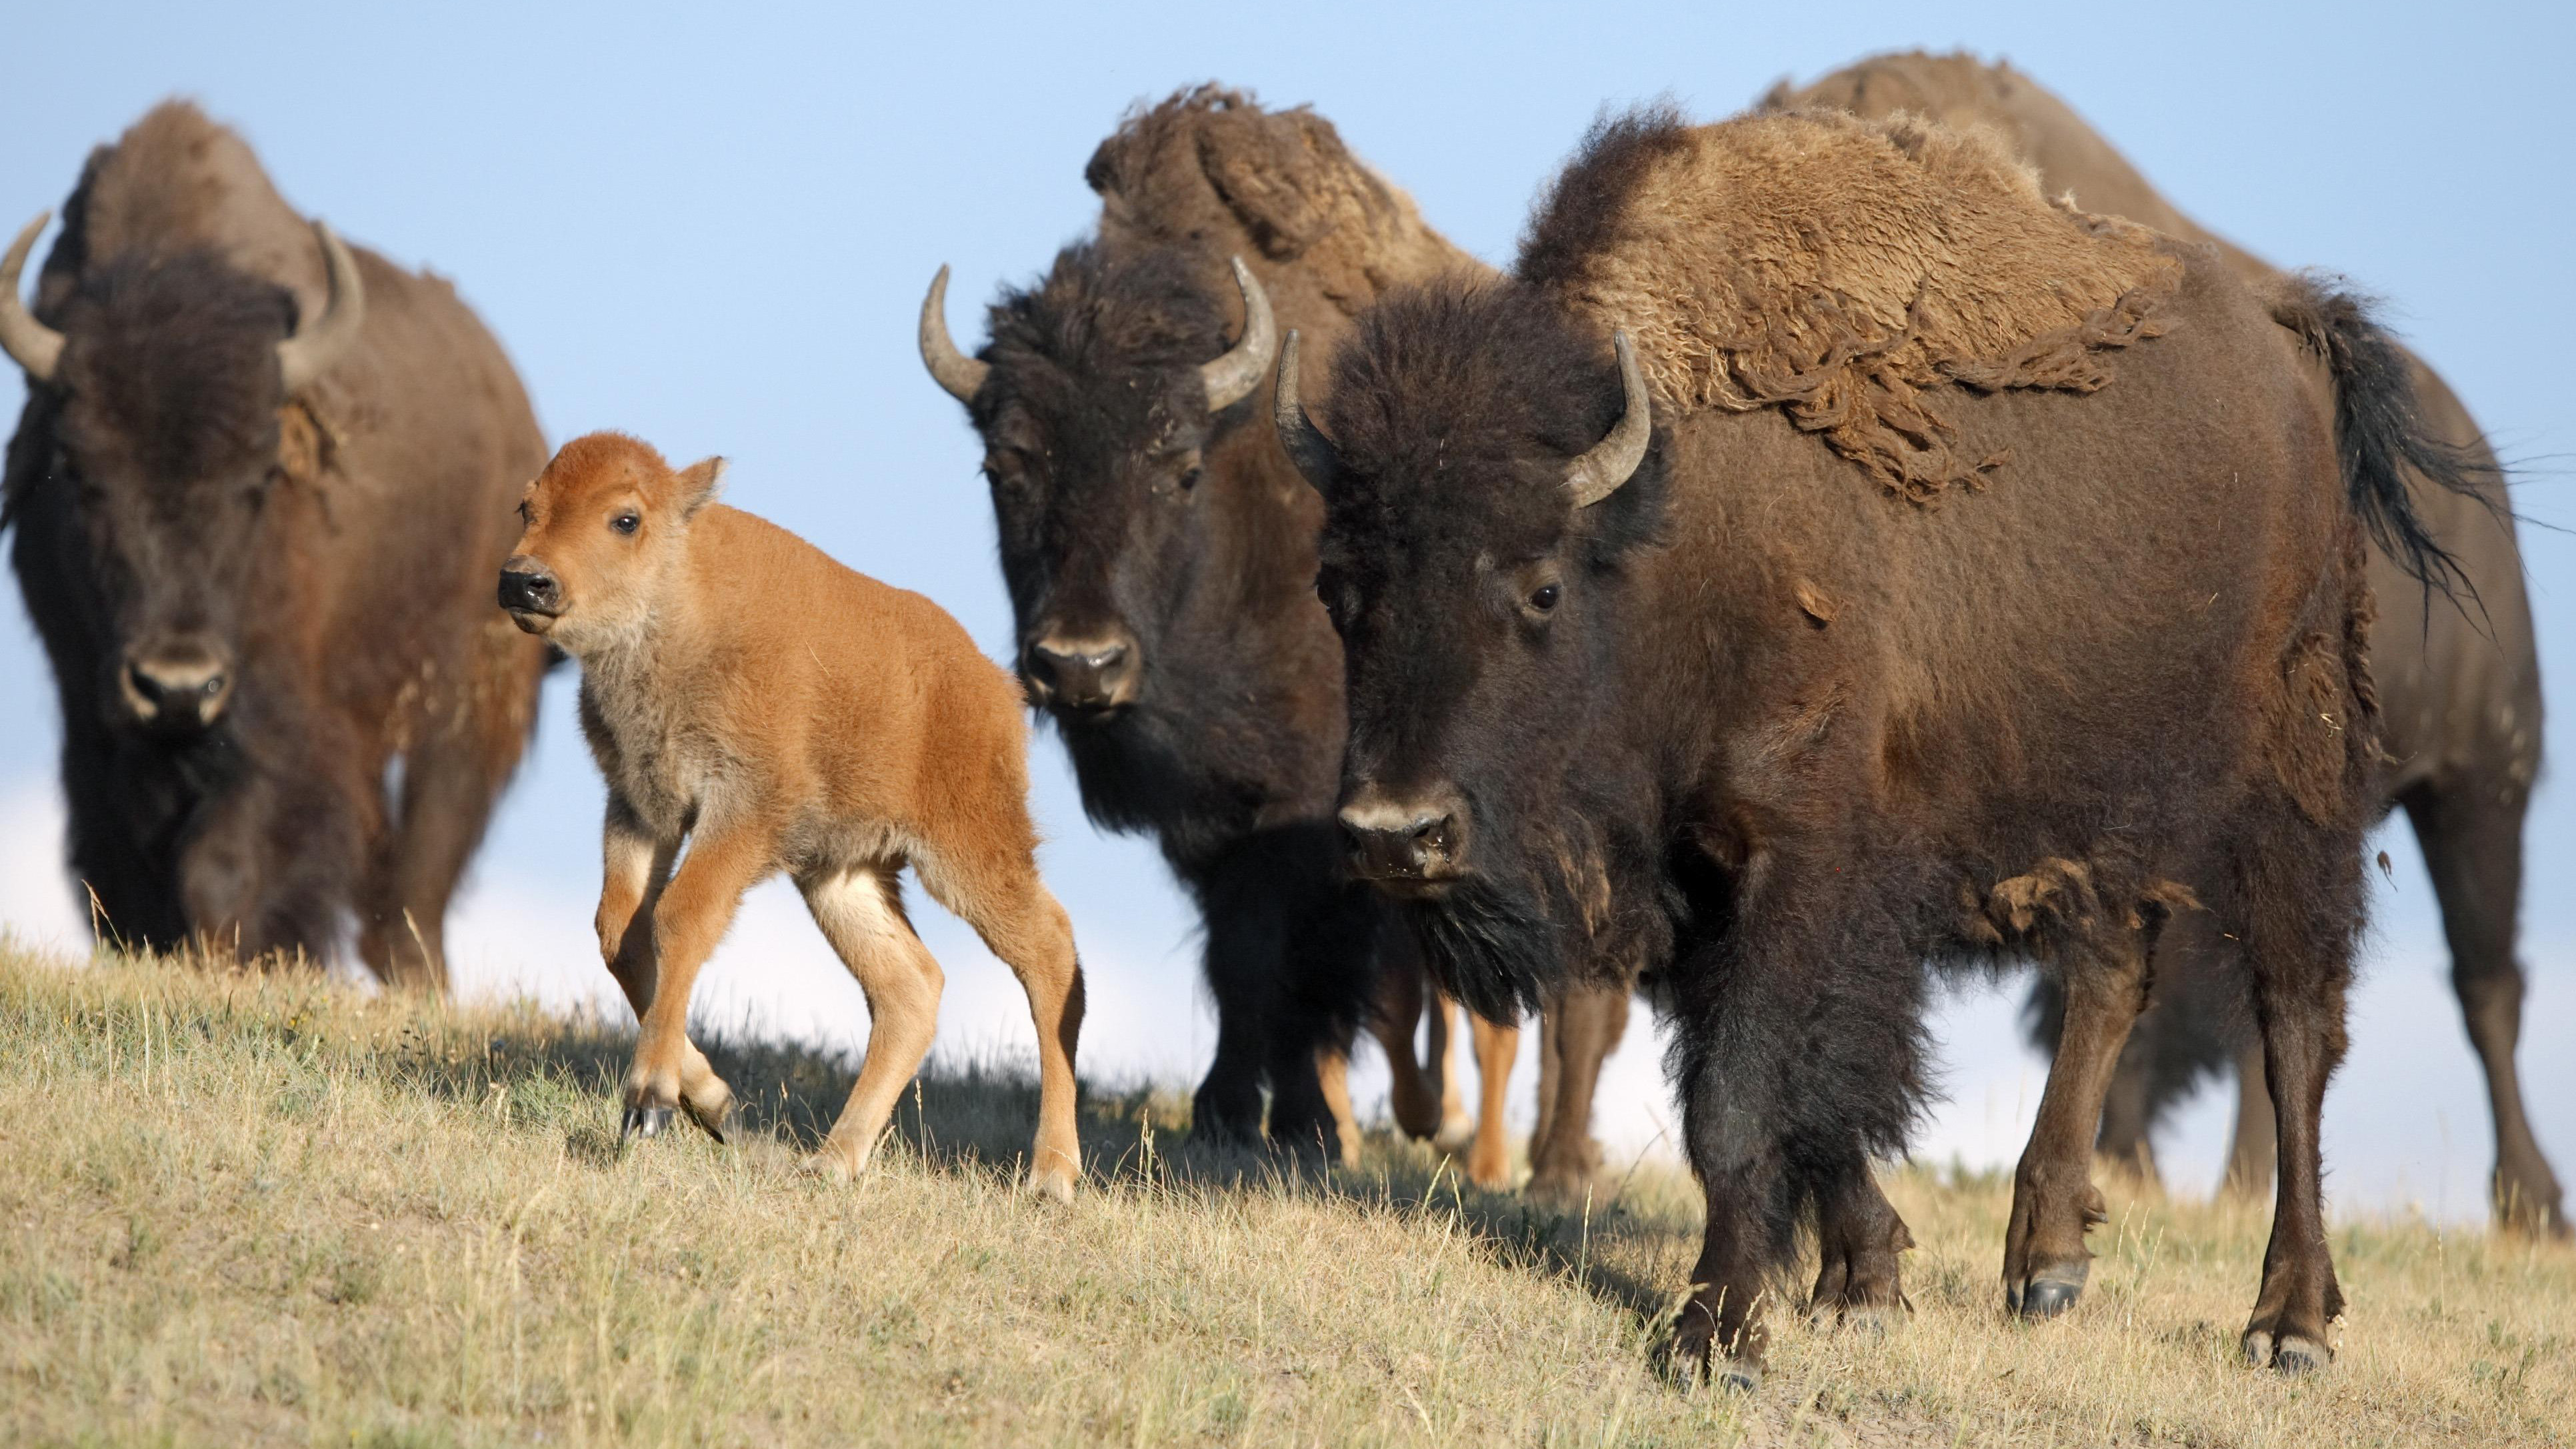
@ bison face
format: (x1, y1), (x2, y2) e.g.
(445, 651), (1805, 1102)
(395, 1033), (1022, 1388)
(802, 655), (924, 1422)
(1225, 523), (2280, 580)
(2, 221), (366, 740)
(32, 259), (310, 738)
(1283, 281), (1667, 1018)
(503, 433), (723, 659)
(921, 247), (1275, 726)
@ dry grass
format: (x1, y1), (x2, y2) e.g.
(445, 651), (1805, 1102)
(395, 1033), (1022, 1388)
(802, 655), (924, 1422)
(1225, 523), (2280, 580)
(1, 936), (2569, 1448)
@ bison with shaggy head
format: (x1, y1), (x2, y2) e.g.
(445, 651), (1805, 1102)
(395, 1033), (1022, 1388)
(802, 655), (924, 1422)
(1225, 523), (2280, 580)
(1, 101), (547, 985)
(1283, 105), (2471, 1383)
(919, 86), (1581, 1167)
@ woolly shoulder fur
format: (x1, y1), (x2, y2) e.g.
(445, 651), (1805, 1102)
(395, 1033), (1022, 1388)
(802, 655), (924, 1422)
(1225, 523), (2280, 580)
(1519, 105), (2186, 501)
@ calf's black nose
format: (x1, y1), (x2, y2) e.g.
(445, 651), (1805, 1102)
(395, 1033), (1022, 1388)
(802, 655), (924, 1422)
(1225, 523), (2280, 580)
(498, 557), (560, 615)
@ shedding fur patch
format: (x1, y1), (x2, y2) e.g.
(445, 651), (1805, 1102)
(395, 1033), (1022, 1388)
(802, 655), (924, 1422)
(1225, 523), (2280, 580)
(1525, 109), (2184, 503)
(2265, 629), (2359, 824)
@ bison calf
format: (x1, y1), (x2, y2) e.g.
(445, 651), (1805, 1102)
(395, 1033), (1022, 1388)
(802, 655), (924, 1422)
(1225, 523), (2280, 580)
(500, 431), (1085, 1200)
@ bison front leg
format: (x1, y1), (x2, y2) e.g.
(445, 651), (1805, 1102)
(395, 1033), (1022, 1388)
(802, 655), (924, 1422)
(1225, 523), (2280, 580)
(2004, 928), (2153, 1318)
(1660, 860), (1926, 1390)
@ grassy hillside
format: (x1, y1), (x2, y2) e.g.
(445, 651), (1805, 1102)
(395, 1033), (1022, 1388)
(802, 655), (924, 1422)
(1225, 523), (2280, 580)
(1, 938), (2569, 1447)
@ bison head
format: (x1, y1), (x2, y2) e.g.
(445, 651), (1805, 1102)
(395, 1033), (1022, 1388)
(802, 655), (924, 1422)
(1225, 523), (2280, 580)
(919, 243), (1273, 723)
(1277, 279), (1668, 1018)
(501, 432), (723, 659)
(1, 211), (363, 736)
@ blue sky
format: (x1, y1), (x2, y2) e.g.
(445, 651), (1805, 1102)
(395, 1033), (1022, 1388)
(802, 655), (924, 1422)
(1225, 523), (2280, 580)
(1, 0), (2567, 1218)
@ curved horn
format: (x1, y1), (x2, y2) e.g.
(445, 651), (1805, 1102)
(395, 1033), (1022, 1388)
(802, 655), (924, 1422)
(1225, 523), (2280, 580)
(1199, 256), (1277, 412)
(276, 221), (366, 395)
(1564, 330), (1652, 507)
(0, 212), (65, 383)
(918, 265), (990, 403)
(1271, 330), (1342, 492)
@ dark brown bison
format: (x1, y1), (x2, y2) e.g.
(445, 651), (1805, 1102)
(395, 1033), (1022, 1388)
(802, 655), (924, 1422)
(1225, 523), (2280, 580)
(919, 85), (1516, 1159)
(1769, 51), (2559, 1238)
(1281, 105), (2473, 1383)
(1, 102), (547, 987)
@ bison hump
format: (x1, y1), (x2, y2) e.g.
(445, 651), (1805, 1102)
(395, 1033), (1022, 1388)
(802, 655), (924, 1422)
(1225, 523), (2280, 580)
(1522, 106), (2185, 503)
(1085, 84), (1473, 313)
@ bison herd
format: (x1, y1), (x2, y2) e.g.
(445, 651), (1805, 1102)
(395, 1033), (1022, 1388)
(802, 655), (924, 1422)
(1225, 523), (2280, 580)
(1, 51), (2555, 1389)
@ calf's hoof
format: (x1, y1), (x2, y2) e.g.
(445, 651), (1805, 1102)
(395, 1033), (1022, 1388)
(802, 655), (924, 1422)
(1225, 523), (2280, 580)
(681, 1092), (737, 1146)
(1027, 1166), (1078, 1205)
(621, 1105), (674, 1144)
(797, 1150), (857, 1184)
(2005, 1262), (2089, 1319)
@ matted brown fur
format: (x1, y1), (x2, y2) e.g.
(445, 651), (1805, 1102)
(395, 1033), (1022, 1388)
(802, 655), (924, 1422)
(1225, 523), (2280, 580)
(1527, 109), (2183, 501)
(1088, 84), (1479, 327)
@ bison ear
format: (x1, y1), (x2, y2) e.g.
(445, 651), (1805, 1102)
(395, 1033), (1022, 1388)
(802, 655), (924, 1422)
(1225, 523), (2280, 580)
(674, 457), (726, 519)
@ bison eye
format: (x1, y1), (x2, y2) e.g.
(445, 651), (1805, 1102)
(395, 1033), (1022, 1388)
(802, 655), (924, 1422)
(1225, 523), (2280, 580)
(1177, 465), (1203, 492)
(611, 511), (641, 535)
(1529, 583), (1561, 613)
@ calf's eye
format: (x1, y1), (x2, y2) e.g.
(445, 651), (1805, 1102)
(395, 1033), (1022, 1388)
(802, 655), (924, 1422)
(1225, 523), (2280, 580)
(611, 511), (641, 535)
(1529, 583), (1561, 613)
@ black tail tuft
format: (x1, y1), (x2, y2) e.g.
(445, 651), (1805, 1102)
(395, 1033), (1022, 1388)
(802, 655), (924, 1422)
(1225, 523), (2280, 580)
(2271, 273), (2501, 610)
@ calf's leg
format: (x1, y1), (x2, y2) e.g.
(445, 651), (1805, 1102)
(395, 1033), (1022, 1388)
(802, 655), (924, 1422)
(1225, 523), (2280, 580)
(794, 863), (947, 1182)
(1464, 1012), (1521, 1189)
(916, 854), (1086, 1201)
(1428, 990), (1475, 1151)
(595, 802), (732, 1138)
(621, 820), (767, 1140)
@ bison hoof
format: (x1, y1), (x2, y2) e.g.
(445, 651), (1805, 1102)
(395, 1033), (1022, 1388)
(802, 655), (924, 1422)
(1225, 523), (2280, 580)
(621, 1105), (673, 1143)
(1814, 1302), (1901, 1340)
(1027, 1167), (1077, 1206)
(1715, 1362), (1762, 1394)
(2007, 1263), (2088, 1319)
(2243, 1329), (2333, 1374)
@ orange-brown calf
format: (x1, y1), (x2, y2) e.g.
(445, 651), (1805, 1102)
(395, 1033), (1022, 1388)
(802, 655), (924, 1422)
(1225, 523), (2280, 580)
(499, 431), (1085, 1199)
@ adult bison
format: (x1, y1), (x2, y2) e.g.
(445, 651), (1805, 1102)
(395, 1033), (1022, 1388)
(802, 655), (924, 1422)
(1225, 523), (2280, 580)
(1, 102), (547, 987)
(921, 85), (1601, 1171)
(1769, 51), (2559, 1237)
(1280, 105), (2470, 1382)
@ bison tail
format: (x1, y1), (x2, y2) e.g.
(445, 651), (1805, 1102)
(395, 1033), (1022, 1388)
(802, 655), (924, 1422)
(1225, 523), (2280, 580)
(2271, 273), (2498, 611)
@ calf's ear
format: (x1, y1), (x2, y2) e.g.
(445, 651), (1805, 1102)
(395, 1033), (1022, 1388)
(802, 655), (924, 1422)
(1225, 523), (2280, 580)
(674, 456), (727, 519)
